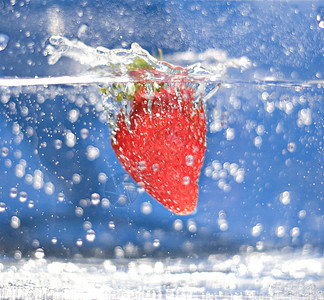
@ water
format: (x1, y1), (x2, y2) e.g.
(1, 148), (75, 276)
(1, 0), (324, 298)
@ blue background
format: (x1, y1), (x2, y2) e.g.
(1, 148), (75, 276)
(0, 0), (323, 258)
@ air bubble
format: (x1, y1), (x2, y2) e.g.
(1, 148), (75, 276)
(152, 163), (159, 172)
(276, 226), (285, 238)
(183, 176), (190, 185)
(0, 34), (9, 51)
(76, 238), (83, 247)
(86, 145), (100, 161)
(80, 128), (89, 139)
(1, 147), (9, 157)
(141, 202), (152, 215)
(280, 191), (291, 205)
(10, 188), (18, 198)
(65, 131), (76, 148)
(86, 229), (96, 242)
(138, 161), (147, 170)
(19, 191), (28, 203)
(0, 202), (6, 212)
(185, 155), (194, 166)
(91, 193), (100, 205)
(10, 216), (21, 229)
(54, 139), (63, 150)
(58, 192), (65, 202)
(173, 219), (183, 231)
(51, 237), (58, 244)
(35, 248), (45, 259)
(225, 128), (235, 141)
(28, 201), (34, 208)
(251, 223), (263, 237)
(68, 109), (79, 123)
(254, 136), (262, 148)
(287, 142), (296, 153)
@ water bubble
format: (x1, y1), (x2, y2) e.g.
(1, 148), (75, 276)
(141, 202), (152, 215)
(86, 229), (96, 242)
(10, 216), (21, 229)
(98, 172), (107, 183)
(251, 223), (263, 237)
(138, 161), (147, 170)
(0, 202), (6, 212)
(35, 248), (45, 259)
(14, 250), (22, 260)
(225, 128), (235, 141)
(0, 34), (9, 51)
(276, 226), (285, 238)
(185, 155), (194, 166)
(254, 136), (262, 148)
(108, 221), (115, 230)
(83, 221), (92, 230)
(58, 192), (65, 202)
(91, 193), (100, 205)
(297, 108), (312, 127)
(75, 207), (83, 217)
(280, 191), (291, 205)
(19, 191), (28, 203)
(152, 163), (159, 172)
(153, 239), (160, 248)
(256, 125), (265, 136)
(287, 142), (296, 153)
(72, 173), (81, 184)
(15, 163), (25, 178)
(68, 109), (79, 123)
(183, 176), (190, 185)
(65, 131), (76, 148)
(54, 139), (63, 150)
(51, 237), (58, 244)
(102, 198), (110, 208)
(80, 128), (89, 139)
(86, 145), (100, 161)
(173, 219), (183, 231)
(290, 227), (300, 238)
(317, 7), (324, 28)
(1, 147), (9, 157)
(44, 182), (55, 195)
(10, 188), (18, 198)
(298, 210), (306, 219)
(76, 238), (83, 247)
(187, 219), (197, 233)
(28, 201), (34, 208)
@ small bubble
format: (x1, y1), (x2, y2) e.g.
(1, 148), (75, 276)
(298, 210), (306, 219)
(35, 248), (45, 259)
(68, 109), (79, 123)
(1, 147), (9, 157)
(152, 163), (159, 172)
(98, 172), (107, 183)
(276, 226), (285, 238)
(10, 188), (18, 198)
(80, 128), (89, 139)
(10, 216), (21, 229)
(65, 131), (76, 148)
(75, 207), (83, 217)
(28, 200), (34, 208)
(19, 191), (28, 203)
(0, 34), (9, 51)
(185, 155), (194, 166)
(280, 191), (291, 205)
(141, 202), (152, 215)
(91, 193), (100, 205)
(83, 221), (92, 230)
(86, 229), (96, 242)
(153, 239), (160, 248)
(287, 142), (296, 153)
(72, 173), (81, 184)
(44, 182), (55, 195)
(251, 223), (263, 237)
(54, 139), (63, 150)
(173, 219), (183, 231)
(58, 192), (65, 202)
(76, 238), (83, 247)
(101, 198), (110, 208)
(86, 145), (100, 161)
(183, 176), (190, 185)
(138, 161), (147, 170)
(256, 125), (265, 135)
(187, 220), (197, 233)
(51, 237), (58, 244)
(14, 250), (22, 260)
(290, 227), (300, 238)
(0, 202), (6, 212)
(254, 136), (262, 148)
(225, 128), (235, 141)
(317, 7), (324, 28)
(108, 221), (115, 230)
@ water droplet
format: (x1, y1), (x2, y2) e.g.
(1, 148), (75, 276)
(0, 34), (9, 51)
(91, 193), (100, 205)
(10, 188), (18, 198)
(35, 248), (45, 259)
(19, 191), (28, 203)
(86, 229), (96, 242)
(185, 155), (194, 166)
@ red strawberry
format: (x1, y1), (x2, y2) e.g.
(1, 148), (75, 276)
(111, 83), (206, 215)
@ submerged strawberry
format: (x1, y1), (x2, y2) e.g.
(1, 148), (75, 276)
(111, 83), (206, 215)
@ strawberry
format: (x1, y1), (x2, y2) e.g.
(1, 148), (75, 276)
(110, 81), (206, 215)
